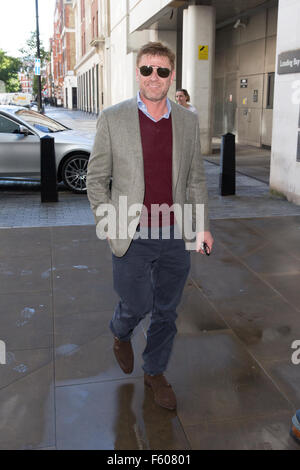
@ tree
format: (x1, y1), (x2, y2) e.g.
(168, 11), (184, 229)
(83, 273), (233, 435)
(32, 75), (47, 96)
(19, 31), (50, 73)
(0, 49), (22, 92)
(19, 31), (50, 99)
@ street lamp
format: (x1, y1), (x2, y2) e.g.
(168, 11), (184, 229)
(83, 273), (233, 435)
(35, 0), (42, 113)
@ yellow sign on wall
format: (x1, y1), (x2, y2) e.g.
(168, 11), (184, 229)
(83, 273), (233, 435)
(198, 45), (209, 60)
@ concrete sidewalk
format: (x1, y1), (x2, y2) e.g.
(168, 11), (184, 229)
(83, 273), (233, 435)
(0, 217), (300, 449)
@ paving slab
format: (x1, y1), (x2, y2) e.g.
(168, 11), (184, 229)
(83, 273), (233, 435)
(168, 331), (293, 427)
(0, 352), (55, 450)
(55, 378), (190, 450)
(184, 411), (299, 450)
(0, 217), (299, 449)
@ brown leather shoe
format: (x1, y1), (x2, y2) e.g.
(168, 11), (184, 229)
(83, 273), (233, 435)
(144, 373), (177, 410)
(113, 337), (134, 374)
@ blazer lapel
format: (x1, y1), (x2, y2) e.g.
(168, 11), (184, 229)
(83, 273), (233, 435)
(171, 101), (184, 197)
(126, 99), (145, 192)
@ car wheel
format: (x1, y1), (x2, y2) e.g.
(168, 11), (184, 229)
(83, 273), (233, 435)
(62, 154), (89, 193)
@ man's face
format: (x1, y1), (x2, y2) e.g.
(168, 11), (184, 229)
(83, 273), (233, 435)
(136, 54), (175, 103)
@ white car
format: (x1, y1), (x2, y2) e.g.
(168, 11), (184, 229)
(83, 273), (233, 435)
(0, 105), (94, 193)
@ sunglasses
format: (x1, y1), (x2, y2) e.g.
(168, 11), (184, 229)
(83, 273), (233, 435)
(139, 65), (171, 78)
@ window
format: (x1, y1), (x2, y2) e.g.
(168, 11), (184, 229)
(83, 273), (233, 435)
(15, 110), (68, 133)
(0, 115), (20, 133)
(82, 32), (86, 55)
(267, 72), (275, 109)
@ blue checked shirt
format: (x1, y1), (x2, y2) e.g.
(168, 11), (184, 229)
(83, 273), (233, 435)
(137, 91), (171, 122)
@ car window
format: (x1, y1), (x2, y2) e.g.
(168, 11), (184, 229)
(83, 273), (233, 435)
(15, 109), (68, 133)
(0, 115), (20, 133)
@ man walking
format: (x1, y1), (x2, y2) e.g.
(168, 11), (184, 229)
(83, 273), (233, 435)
(87, 42), (213, 410)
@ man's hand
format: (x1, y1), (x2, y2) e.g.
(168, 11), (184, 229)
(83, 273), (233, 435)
(196, 231), (214, 255)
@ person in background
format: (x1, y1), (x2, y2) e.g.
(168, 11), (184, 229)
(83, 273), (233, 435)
(175, 89), (198, 114)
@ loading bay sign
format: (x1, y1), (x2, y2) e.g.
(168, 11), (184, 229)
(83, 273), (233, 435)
(198, 45), (208, 60)
(278, 49), (300, 74)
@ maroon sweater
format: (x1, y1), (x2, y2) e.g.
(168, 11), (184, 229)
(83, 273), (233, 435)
(138, 109), (174, 227)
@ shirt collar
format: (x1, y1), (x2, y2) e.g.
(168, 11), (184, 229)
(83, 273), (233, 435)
(137, 91), (171, 122)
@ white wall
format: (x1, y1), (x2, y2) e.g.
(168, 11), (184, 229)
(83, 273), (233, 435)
(110, 0), (127, 31)
(129, 0), (174, 33)
(64, 75), (77, 109)
(109, 0), (174, 105)
(157, 30), (177, 101)
(110, 10), (131, 104)
(270, 0), (300, 204)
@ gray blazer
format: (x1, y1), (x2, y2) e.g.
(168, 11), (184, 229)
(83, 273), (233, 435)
(86, 97), (209, 257)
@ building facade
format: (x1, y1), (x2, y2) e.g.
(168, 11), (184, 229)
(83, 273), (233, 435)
(62, 0), (77, 109)
(270, 0), (300, 205)
(18, 71), (33, 95)
(45, 39), (54, 103)
(50, 0), (77, 107)
(107, 0), (278, 153)
(214, 5), (277, 148)
(105, 0), (300, 204)
(73, 0), (111, 114)
(52, 0), (64, 105)
(48, 0), (300, 204)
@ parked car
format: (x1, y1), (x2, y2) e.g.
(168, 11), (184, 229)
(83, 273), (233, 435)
(0, 105), (93, 193)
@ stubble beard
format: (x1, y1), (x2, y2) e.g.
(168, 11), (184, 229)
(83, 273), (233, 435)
(141, 86), (169, 103)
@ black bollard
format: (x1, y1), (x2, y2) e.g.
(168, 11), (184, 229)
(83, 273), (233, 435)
(40, 135), (58, 202)
(219, 132), (236, 196)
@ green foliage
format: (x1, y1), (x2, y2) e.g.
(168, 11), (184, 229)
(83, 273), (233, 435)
(6, 77), (22, 93)
(0, 49), (21, 91)
(0, 31), (50, 93)
(32, 75), (46, 96)
(19, 31), (50, 72)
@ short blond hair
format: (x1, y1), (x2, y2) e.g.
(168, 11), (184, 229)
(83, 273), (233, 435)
(136, 42), (175, 70)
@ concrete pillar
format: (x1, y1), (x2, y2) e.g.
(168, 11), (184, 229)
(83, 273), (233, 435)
(270, 0), (300, 205)
(182, 9), (189, 88)
(182, 5), (216, 155)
